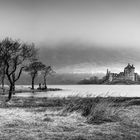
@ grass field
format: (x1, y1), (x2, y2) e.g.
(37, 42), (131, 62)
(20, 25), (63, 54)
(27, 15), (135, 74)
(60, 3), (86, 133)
(0, 95), (140, 140)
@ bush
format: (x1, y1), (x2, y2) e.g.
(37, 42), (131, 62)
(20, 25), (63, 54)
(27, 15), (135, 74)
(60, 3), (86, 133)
(64, 96), (102, 116)
(87, 99), (121, 124)
(65, 96), (123, 124)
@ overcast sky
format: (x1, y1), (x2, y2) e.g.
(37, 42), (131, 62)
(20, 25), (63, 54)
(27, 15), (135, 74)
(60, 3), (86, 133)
(1, 0), (140, 74)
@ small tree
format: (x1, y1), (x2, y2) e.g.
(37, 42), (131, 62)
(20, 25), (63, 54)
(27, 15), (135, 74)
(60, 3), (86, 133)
(0, 38), (37, 101)
(41, 66), (54, 90)
(24, 61), (46, 90)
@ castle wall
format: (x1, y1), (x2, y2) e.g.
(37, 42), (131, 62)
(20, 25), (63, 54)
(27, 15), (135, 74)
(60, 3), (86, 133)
(135, 73), (138, 82)
(108, 74), (113, 82)
(107, 64), (137, 82)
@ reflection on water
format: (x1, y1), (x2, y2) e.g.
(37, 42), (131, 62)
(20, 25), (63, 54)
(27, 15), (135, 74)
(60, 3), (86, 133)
(15, 85), (140, 98)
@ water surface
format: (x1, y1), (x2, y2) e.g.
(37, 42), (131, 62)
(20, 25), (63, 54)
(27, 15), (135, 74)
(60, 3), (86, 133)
(15, 85), (140, 98)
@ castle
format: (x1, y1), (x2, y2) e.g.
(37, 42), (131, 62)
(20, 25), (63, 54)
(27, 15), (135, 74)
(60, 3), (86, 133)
(106, 63), (138, 82)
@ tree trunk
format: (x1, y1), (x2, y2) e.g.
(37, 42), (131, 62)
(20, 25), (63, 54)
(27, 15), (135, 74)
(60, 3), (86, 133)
(32, 77), (35, 90)
(12, 83), (15, 95)
(12, 73), (15, 95)
(44, 77), (47, 90)
(1, 66), (5, 94)
(7, 84), (13, 101)
(1, 76), (5, 94)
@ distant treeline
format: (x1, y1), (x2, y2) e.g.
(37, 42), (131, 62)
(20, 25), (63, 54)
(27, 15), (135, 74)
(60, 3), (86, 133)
(78, 76), (107, 84)
(78, 75), (140, 85)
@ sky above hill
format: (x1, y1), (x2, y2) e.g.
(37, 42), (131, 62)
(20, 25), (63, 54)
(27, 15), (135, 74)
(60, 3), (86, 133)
(1, 0), (140, 74)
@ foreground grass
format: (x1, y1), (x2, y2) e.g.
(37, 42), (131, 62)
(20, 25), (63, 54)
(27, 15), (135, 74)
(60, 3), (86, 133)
(0, 95), (140, 139)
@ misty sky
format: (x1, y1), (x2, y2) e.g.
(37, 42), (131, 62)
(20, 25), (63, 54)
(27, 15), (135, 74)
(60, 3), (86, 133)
(1, 0), (140, 74)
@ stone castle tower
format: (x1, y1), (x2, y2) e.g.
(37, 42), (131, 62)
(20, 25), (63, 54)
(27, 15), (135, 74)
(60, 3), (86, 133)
(124, 63), (135, 81)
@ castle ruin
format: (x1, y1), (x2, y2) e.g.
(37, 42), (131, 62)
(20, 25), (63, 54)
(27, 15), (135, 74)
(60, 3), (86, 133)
(106, 63), (138, 82)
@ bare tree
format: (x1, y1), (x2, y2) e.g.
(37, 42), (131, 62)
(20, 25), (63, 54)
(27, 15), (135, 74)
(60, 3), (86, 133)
(41, 66), (54, 90)
(0, 38), (37, 101)
(24, 61), (46, 90)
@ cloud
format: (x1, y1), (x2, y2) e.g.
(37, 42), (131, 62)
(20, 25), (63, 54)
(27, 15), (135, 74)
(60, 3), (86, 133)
(39, 42), (140, 73)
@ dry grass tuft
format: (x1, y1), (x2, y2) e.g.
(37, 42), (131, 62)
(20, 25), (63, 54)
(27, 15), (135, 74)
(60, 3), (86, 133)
(87, 99), (122, 124)
(43, 117), (54, 122)
(67, 135), (87, 140)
